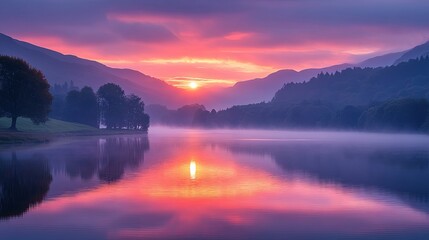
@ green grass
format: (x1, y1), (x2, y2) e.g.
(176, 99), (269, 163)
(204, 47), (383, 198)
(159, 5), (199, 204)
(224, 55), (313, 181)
(0, 117), (147, 144)
(0, 117), (97, 133)
(0, 117), (97, 144)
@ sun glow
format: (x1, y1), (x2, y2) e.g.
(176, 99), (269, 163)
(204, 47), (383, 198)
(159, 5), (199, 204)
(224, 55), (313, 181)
(189, 81), (198, 89)
(190, 160), (197, 180)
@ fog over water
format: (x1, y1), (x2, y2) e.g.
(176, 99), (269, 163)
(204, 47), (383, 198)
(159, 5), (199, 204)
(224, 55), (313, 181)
(1, 127), (429, 239)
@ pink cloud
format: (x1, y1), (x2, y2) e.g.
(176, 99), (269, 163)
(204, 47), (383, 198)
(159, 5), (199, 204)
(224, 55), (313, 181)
(2, 0), (429, 88)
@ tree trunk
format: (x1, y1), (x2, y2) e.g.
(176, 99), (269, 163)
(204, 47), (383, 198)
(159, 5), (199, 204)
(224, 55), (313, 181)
(9, 116), (18, 131)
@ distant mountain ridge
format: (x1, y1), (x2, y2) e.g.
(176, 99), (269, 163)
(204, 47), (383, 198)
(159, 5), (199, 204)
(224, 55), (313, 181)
(1, 32), (429, 110)
(201, 41), (429, 109)
(0, 33), (186, 107)
(198, 64), (352, 109)
(272, 56), (429, 106)
(355, 51), (405, 68)
(393, 41), (429, 65)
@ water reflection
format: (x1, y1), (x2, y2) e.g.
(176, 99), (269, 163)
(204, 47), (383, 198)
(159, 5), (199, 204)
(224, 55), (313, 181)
(220, 140), (429, 207)
(0, 129), (429, 239)
(97, 137), (149, 183)
(0, 135), (149, 221)
(0, 153), (51, 219)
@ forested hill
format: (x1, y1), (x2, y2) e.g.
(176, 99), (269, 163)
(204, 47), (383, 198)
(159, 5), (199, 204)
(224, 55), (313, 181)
(272, 56), (429, 107)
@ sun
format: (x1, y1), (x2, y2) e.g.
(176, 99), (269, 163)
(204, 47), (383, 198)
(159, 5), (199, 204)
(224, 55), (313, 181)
(190, 160), (197, 180)
(189, 81), (198, 89)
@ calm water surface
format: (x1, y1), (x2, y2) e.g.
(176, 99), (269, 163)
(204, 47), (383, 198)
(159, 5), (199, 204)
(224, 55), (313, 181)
(1, 127), (429, 239)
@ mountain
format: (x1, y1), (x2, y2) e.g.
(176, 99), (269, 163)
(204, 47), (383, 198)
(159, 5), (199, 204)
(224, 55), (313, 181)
(394, 41), (429, 65)
(0, 33), (186, 107)
(199, 64), (351, 109)
(272, 57), (429, 106)
(356, 51), (405, 68)
(188, 57), (429, 130)
(202, 41), (429, 109)
(2, 32), (429, 110)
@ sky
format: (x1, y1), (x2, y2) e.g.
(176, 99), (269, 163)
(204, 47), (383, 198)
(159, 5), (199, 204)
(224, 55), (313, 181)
(1, 0), (429, 89)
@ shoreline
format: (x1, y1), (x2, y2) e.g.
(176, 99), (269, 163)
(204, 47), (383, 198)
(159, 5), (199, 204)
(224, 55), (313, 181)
(0, 129), (148, 145)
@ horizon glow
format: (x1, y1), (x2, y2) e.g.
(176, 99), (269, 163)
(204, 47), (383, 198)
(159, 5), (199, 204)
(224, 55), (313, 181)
(1, 0), (429, 89)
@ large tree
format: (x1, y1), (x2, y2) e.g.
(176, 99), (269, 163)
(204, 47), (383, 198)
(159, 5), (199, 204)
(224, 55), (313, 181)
(97, 83), (126, 129)
(0, 56), (52, 130)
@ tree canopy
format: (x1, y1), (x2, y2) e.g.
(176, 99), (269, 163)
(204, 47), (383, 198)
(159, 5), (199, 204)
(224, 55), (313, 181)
(97, 83), (149, 130)
(97, 83), (126, 129)
(0, 56), (52, 130)
(64, 86), (99, 127)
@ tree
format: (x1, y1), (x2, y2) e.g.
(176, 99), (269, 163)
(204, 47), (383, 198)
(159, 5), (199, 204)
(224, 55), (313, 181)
(79, 87), (99, 127)
(64, 90), (81, 123)
(50, 93), (66, 120)
(64, 87), (99, 127)
(334, 105), (362, 129)
(0, 56), (52, 130)
(97, 83), (126, 129)
(125, 94), (149, 130)
(359, 98), (429, 131)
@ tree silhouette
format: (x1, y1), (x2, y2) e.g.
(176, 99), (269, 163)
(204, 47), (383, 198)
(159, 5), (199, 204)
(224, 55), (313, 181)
(80, 87), (99, 127)
(125, 94), (149, 130)
(98, 137), (149, 183)
(0, 56), (52, 130)
(359, 98), (429, 131)
(64, 90), (80, 122)
(64, 86), (99, 127)
(97, 83), (126, 129)
(0, 153), (52, 219)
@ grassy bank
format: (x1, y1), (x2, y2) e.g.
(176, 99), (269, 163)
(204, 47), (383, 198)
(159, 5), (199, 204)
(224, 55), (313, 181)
(0, 117), (97, 133)
(0, 117), (147, 144)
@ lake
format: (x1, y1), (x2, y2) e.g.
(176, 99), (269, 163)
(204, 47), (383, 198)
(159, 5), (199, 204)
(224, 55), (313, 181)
(1, 127), (429, 239)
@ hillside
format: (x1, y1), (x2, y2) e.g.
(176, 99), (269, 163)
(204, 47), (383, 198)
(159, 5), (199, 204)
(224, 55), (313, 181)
(272, 57), (429, 107)
(155, 57), (429, 131)
(201, 41), (429, 109)
(0, 33), (186, 107)
(394, 41), (429, 65)
(356, 51), (405, 68)
(199, 64), (352, 109)
(2, 33), (429, 110)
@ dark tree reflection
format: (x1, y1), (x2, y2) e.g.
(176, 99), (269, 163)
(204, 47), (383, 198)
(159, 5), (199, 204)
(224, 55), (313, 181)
(0, 135), (149, 220)
(59, 136), (149, 183)
(55, 136), (150, 183)
(0, 153), (52, 220)
(98, 137), (149, 183)
(65, 155), (98, 181)
(63, 143), (99, 181)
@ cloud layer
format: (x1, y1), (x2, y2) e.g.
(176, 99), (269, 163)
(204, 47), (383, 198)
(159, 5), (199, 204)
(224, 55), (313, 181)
(1, 0), (429, 88)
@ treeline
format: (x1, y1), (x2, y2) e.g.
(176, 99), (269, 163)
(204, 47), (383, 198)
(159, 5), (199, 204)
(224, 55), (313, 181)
(148, 99), (429, 132)
(273, 56), (429, 106)
(51, 83), (149, 130)
(148, 57), (429, 133)
(146, 104), (216, 126)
